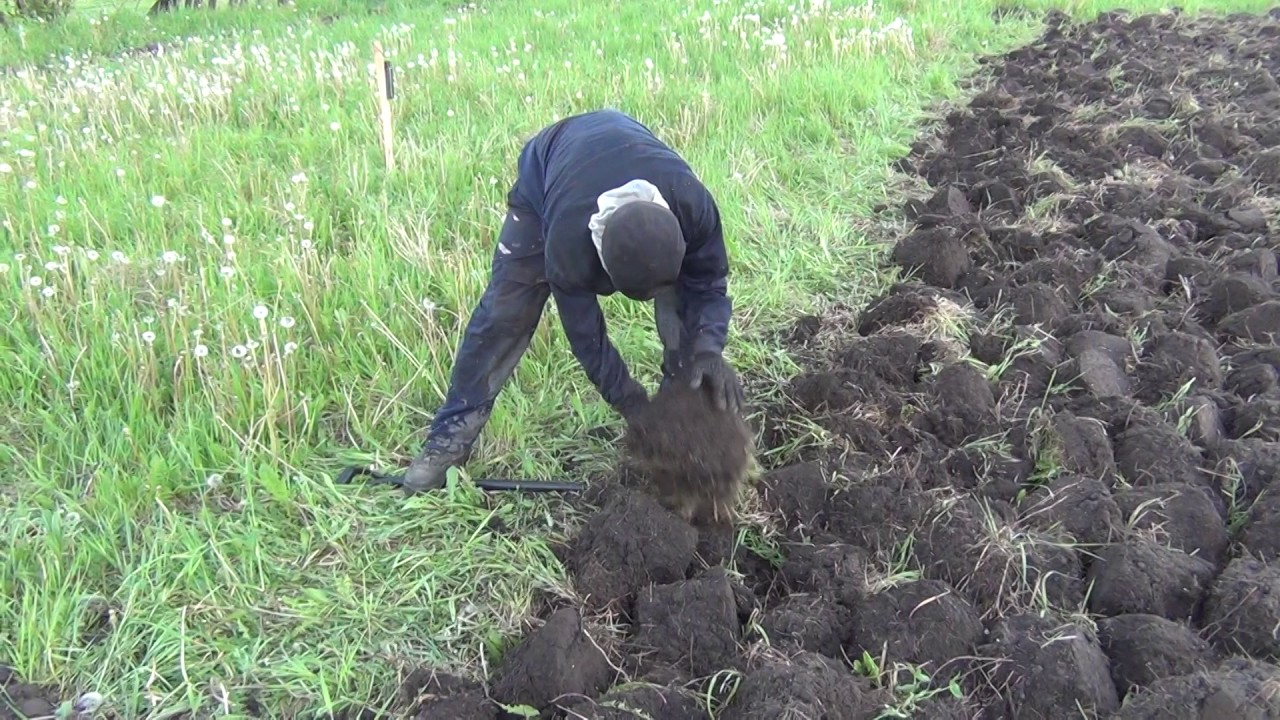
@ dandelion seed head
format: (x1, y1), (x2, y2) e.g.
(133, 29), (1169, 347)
(193, 344), (209, 358)
(161, 250), (179, 264)
(150, 195), (166, 208)
(280, 316), (296, 329)
(231, 345), (247, 358)
(41, 286), (55, 297)
(252, 304), (269, 320)
(28, 276), (42, 286)
(141, 331), (156, 343)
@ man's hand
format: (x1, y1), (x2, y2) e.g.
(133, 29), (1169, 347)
(688, 351), (744, 414)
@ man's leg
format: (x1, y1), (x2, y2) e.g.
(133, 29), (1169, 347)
(405, 206), (549, 491)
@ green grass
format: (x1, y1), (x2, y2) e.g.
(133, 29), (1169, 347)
(1, 0), (1275, 716)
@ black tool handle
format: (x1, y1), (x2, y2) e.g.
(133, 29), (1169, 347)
(334, 466), (583, 493)
(474, 478), (585, 493)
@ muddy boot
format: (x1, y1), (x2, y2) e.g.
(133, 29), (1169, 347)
(403, 446), (465, 495)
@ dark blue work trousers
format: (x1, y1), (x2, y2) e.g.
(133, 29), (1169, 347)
(422, 203), (695, 460)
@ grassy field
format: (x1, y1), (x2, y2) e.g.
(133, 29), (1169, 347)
(2, 0), (1275, 716)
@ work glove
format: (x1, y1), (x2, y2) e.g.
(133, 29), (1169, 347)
(402, 448), (457, 495)
(688, 351), (744, 414)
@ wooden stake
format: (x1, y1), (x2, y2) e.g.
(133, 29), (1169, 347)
(372, 41), (395, 172)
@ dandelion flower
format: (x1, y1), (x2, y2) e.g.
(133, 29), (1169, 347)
(111, 251), (128, 264)
(0, 163), (11, 174)
(84, 249), (99, 261)
(219, 266), (235, 278)
(206, 473), (223, 488)
(253, 304), (269, 320)
(284, 341), (298, 355)
(0, 263), (8, 273)
(231, 345), (247, 358)
(222, 234), (235, 245)
(329, 121), (340, 131)
(150, 195), (166, 208)
(221, 217), (232, 227)
(141, 331), (156, 344)
(193, 344), (209, 358)
(290, 172), (307, 184)
(41, 286), (55, 297)
(280, 316), (296, 329)
(161, 251), (179, 264)
(115, 168), (125, 178)
(28, 276), (42, 286)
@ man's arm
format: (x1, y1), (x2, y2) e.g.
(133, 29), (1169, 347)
(550, 285), (647, 412)
(678, 188), (733, 356)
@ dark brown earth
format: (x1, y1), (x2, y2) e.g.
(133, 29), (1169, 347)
(201, 6), (1280, 719)
(620, 382), (754, 527)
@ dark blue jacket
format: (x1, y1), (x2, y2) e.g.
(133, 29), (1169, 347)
(509, 109), (732, 406)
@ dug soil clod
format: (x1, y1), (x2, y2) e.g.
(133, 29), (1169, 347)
(622, 382), (754, 526)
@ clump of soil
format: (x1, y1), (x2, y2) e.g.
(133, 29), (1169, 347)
(1113, 657), (1280, 719)
(1202, 557), (1280, 660)
(488, 608), (614, 712)
(976, 613), (1120, 718)
(1096, 614), (1219, 699)
(627, 567), (743, 680)
(622, 382), (754, 525)
(717, 651), (893, 719)
(566, 488), (698, 612)
(1086, 539), (1217, 621)
(0, 667), (60, 720)
(396, 670), (497, 720)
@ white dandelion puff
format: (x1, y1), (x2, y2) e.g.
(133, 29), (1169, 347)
(279, 316), (295, 329)
(219, 266), (235, 278)
(193, 344), (209, 358)
(0, 163), (11, 174)
(141, 331), (156, 344)
(41, 286), (55, 298)
(252, 304), (269, 320)
(231, 345), (247, 358)
(28, 276), (42, 286)
(150, 195), (166, 208)
(161, 251), (179, 264)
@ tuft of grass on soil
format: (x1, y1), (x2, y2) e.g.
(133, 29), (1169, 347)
(1, 0), (1274, 715)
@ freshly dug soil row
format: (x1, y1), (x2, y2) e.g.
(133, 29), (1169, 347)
(369, 7), (1280, 719)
